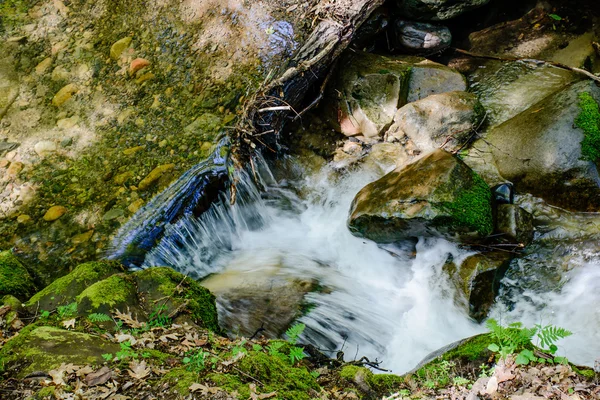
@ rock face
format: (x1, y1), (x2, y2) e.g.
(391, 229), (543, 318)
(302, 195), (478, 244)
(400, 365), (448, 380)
(485, 81), (600, 211)
(327, 52), (412, 142)
(446, 252), (512, 321)
(393, 20), (452, 53)
(327, 52), (467, 142)
(396, 0), (491, 21)
(348, 149), (493, 243)
(385, 91), (483, 153)
(496, 204), (534, 245)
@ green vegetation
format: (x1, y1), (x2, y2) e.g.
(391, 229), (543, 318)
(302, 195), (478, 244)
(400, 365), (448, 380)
(88, 313), (112, 323)
(57, 302), (78, 319)
(486, 319), (572, 365)
(76, 274), (135, 311)
(340, 365), (404, 394)
(575, 92), (600, 163)
(441, 171), (493, 236)
(159, 367), (199, 397)
(0, 250), (36, 300)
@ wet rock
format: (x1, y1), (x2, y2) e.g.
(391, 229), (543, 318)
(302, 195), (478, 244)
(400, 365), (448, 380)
(484, 80), (600, 211)
(405, 59), (467, 103)
(138, 164), (175, 191)
(16, 214), (32, 224)
(51, 83), (78, 106)
(201, 257), (318, 338)
(135, 72), (155, 84)
(446, 252), (512, 321)
(71, 230), (94, 244)
(42, 205), (67, 221)
(385, 91), (484, 153)
(25, 260), (125, 312)
(127, 198), (144, 213)
(396, 0), (491, 21)
(496, 205), (534, 245)
(0, 326), (120, 377)
(348, 149), (493, 243)
(0, 142), (19, 156)
(113, 171), (133, 185)
(34, 57), (53, 75)
(123, 145), (145, 155)
(34, 140), (57, 157)
(326, 51), (412, 142)
(393, 20), (451, 53)
(6, 161), (23, 179)
(0, 250), (36, 301)
(102, 207), (124, 221)
(110, 36), (132, 60)
(361, 142), (410, 173)
(492, 183), (514, 205)
(129, 58), (150, 75)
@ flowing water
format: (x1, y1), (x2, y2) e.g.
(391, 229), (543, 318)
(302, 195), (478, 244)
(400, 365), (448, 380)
(133, 153), (600, 374)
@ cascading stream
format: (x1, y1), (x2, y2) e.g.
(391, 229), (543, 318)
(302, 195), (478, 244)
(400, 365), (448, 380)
(127, 152), (599, 374)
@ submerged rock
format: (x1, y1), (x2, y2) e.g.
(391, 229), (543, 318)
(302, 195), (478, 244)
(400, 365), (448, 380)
(348, 149), (493, 243)
(496, 204), (534, 245)
(396, 0), (491, 21)
(484, 80), (600, 211)
(385, 91), (484, 153)
(392, 20), (452, 53)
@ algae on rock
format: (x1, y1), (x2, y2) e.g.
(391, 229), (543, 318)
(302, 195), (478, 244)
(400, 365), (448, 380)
(0, 250), (36, 301)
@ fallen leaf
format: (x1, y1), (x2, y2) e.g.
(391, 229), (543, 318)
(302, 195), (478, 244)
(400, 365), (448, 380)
(85, 366), (112, 386)
(48, 363), (78, 386)
(116, 333), (137, 345)
(63, 318), (77, 329)
(114, 309), (144, 328)
(189, 383), (221, 394)
(127, 360), (150, 380)
(159, 333), (178, 342)
(76, 365), (94, 377)
(250, 383), (277, 399)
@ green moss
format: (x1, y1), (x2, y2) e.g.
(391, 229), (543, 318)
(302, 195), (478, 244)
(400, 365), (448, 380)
(441, 334), (492, 361)
(575, 92), (600, 163)
(369, 373), (404, 393)
(440, 171), (493, 236)
(2, 294), (22, 310)
(572, 366), (596, 379)
(0, 325), (119, 376)
(76, 274), (135, 310)
(141, 349), (171, 364)
(340, 365), (368, 381)
(238, 351), (319, 400)
(26, 260), (124, 310)
(159, 367), (199, 397)
(0, 250), (36, 301)
(134, 267), (220, 332)
(207, 372), (249, 398)
(36, 386), (56, 399)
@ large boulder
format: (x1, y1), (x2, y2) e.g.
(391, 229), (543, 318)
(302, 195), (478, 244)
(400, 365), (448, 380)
(385, 91), (484, 154)
(396, 0), (492, 21)
(327, 52), (467, 142)
(484, 80), (600, 211)
(348, 149), (493, 243)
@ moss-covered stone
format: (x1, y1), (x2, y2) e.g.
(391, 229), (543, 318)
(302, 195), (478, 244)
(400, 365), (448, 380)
(36, 386), (56, 399)
(158, 367), (199, 397)
(0, 325), (120, 376)
(237, 351), (319, 400)
(0, 250), (36, 301)
(575, 92), (600, 163)
(133, 267), (219, 332)
(348, 149), (493, 243)
(340, 365), (404, 395)
(76, 273), (138, 315)
(25, 260), (125, 312)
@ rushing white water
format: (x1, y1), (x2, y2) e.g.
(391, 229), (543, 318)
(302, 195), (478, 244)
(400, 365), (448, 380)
(143, 154), (600, 373)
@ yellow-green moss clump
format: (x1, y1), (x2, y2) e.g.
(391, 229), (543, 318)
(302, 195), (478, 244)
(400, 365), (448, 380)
(576, 92), (600, 163)
(76, 274), (137, 313)
(25, 260), (125, 312)
(0, 326), (119, 376)
(340, 365), (404, 395)
(0, 250), (36, 301)
(133, 267), (220, 332)
(159, 367), (199, 397)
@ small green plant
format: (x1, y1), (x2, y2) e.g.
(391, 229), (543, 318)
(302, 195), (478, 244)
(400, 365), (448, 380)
(486, 319), (572, 365)
(102, 353), (113, 362)
(267, 341), (285, 360)
(146, 305), (171, 329)
(252, 344), (263, 352)
(183, 349), (211, 372)
(88, 313), (112, 323)
(452, 376), (471, 386)
(548, 13), (562, 21)
(115, 341), (138, 361)
(576, 92), (600, 163)
(39, 310), (51, 320)
(421, 360), (454, 389)
(57, 303), (78, 319)
(232, 340), (248, 357)
(285, 323), (306, 365)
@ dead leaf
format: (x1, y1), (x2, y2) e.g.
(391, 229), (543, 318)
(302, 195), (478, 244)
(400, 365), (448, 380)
(249, 383), (277, 400)
(48, 363), (78, 386)
(127, 360), (150, 380)
(189, 383), (221, 394)
(114, 309), (144, 328)
(159, 333), (178, 342)
(11, 318), (24, 330)
(62, 318), (77, 329)
(115, 333), (137, 345)
(85, 366), (112, 386)
(76, 365), (94, 377)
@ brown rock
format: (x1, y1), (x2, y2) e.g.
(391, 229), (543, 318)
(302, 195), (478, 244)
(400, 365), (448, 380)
(129, 58), (150, 75)
(138, 164), (175, 191)
(43, 205), (68, 221)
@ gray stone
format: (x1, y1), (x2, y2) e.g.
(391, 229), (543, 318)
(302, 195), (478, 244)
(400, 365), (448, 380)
(496, 204), (534, 245)
(406, 59), (467, 103)
(485, 80), (600, 211)
(385, 91), (483, 154)
(348, 149), (493, 243)
(396, 0), (491, 21)
(393, 20), (451, 53)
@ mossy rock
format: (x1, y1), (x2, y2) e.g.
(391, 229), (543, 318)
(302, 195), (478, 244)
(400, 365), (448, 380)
(76, 273), (139, 317)
(0, 250), (36, 301)
(158, 367), (199, 397)
(133, 267), (219, 332)
(348, 149), (493, 243)
(25, 260), (125, 313)
(340, 365), (404, 396)
(409, 333), (492, 388)
(0, 325), (120, 376)
(2, 294), (23, 326)
(237, 351), (319, 400)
